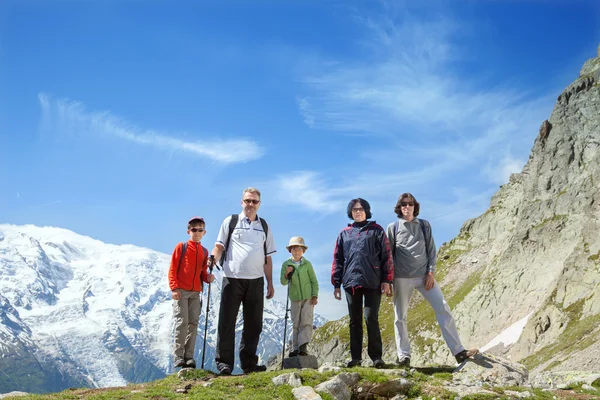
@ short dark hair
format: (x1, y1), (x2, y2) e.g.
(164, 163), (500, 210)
(394, 193), (420, 218)
(188, 218), (205, 230)
(347, 198), (372, 220)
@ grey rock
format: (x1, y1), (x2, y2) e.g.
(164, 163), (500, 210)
(336, 372), (360, 386)
(283, 355), (319, 370)
(504, 390), (532, 398)
(370, 378), (413, 396)
(379, 368), (409, 377)
(530, 371), (600, 388)
(292, 386), (323, 400)
(314, 372), (359, 400)
(272, 372), (302, 387)
(556, 384), (569, 390)
(582, 384), (597, 391)
(453, 353), (528, 387)
(177, 368), (195, 380)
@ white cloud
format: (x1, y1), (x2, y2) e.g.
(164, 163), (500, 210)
(484, 154), (527, 186)
(37, 93), (265, 164)
(273, 171), (347, 213)
(287, 4), (553, 204)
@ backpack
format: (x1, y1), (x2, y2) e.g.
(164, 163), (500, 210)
(177, 242), (208, 274)
(220, 214), (269, 266)
(391, 218), (432, 273)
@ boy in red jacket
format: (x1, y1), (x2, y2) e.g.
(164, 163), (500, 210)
(168, 217), (214, 369)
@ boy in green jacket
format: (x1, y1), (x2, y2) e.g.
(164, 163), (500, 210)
(280, 236), (319, 357)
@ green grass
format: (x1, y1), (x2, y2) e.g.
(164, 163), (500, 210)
(11, 366), (587, 399)
(531, 214), (567, 231)
(447, 271), (482, 309)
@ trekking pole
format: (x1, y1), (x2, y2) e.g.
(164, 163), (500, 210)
(201, 255), (216, 370)
(281, 266), (295, 370)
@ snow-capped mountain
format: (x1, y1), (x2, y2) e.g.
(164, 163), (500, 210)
(0, 224), (326, 394)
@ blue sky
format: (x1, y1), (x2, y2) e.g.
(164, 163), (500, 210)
(1, 0), (599, 320)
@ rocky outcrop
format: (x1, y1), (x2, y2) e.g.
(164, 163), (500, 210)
(310, 45), (600, 377)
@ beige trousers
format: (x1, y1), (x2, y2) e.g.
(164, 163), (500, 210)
(173, 289), (202, 361)
(290, 299), (314, 350)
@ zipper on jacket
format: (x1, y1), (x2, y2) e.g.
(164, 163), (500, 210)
(192, 242), (199, 291)
(298, 261), (304, 299)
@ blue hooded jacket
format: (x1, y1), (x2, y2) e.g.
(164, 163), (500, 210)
(331, 221), (394, 290)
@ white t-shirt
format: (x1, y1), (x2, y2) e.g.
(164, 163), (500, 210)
(216, 213), (276, 279)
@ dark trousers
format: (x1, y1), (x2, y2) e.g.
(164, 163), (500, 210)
(345, 287), (382, 361)
(215, 277), (264, 370)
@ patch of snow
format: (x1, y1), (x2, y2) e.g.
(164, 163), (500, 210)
(480, 311), (533, 352)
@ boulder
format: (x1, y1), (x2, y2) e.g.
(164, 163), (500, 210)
(292, 386), (323, 400)
(314, 372), (360, 400)
(272, 372), (302, 387)
(453, 353), (528, 387)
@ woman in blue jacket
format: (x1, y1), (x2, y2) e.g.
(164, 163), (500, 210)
(332, 198), (394, 368)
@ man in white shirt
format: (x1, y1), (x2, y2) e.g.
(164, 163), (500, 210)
(208, 187), (276, 375)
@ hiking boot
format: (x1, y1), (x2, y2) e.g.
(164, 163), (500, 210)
(347, 359), (362, 368)
(242, 364), (267, 374)
(298, 343), (309, 356)
(174, 358), (185, 368)
(397, 356), (410, 368)
(288, 350), (299, 357)
(218, 365), (232, 376)
(373, 359), (385, 368)
(184, 359), (196, 369)
(455, 349), (479, 364)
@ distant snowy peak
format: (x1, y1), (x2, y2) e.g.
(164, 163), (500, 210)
(0, 224), (327, 393)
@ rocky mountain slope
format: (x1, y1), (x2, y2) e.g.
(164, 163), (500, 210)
(311, 46), (600, 376)
(0, 224), (325, 394)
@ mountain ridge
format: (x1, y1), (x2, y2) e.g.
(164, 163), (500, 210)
(0, 223), (326, 394)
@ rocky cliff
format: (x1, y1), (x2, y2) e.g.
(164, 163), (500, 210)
(310, 45), (600, 376)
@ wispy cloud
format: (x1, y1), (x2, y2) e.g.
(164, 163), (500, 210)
(283, 3), (554, 214)
(272, 171), (347, 213)
(38, 93), (265, 164)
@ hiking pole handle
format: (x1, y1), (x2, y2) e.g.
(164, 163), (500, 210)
(286, 265), (295, 281)
(209, 255), (215, 273)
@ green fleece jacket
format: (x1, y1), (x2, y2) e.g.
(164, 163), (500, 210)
(280, 257), (319, 301)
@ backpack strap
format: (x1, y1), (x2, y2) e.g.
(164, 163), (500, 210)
(259, 217), (269, 265)
(419, 219), (431, 273)
(220, 214), (239, 266)
(177, 242), (188, 275)
(391, 220), (400, 264)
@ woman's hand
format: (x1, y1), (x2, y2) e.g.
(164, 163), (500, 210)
(424, 272), (435, 290)
(334, 288), (342, 300)
(381, 282), (392, 297)
(311, 296), (318, 305)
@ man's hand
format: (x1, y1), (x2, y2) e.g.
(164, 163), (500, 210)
(171, 290), (181, 300)
(381, 282), (392, 297)
(266, 282), (275, 299)
(285, 266), (294, 279)
(310, 296), (318, 305)
(424, 272), (435, 290)
(334, 288), (342, 300)
(207, 274), (215, 283)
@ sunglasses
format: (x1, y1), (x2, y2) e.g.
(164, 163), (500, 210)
(243, 199), (260, 205)
(190, 228), (205, 232)
(352, 207), (365, 212)
(400, 202), (414, 207)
